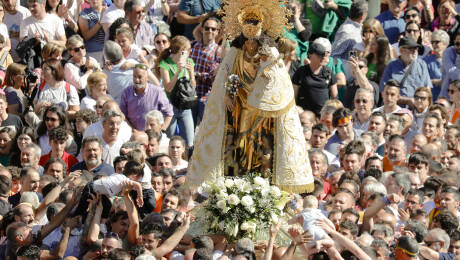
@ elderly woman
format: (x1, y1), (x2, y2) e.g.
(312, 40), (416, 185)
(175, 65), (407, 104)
(80, 71), (108, 111)
(423, 30), (449, 100)
(4, 63), (27, 115)
(432, 0), (460, 40)
(64, 35), (101, 94)
(145, 109), (169, 153)
(34, 60), (80, 119)
(411, 87), (433, 132)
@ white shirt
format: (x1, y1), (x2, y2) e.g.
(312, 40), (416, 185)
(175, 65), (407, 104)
(159, 132), (169, 153)
(4, 6), (31, 61)
(84, 119), (132, 144)
(372, 105), (404, 119)
(101, 136), (124, 166)
(80, 96), (97, 111)
(34, 81), (80, 109)
(20, 13), (65, 42)
(64, 57), (101, 91)
(100, 4), (124, 40)
(0, 24), (9, 45)
(93, 173), (130, 196)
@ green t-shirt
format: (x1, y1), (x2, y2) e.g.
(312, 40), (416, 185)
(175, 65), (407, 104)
(301, 0), (323, 35)
(158, 57), (195, 80)
(366, 63), (378, 82)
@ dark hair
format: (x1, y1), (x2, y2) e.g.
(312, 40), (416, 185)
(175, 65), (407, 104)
(48, 126), (68, 142)
(0, 175), (11, 197)
(344, 140), (366, 157)
(140, 222), (163, 238)
(81, 136), (102, 150)
(45, 0), (63, 13)
(159, 167), (176, 178)
(123, 160), (144, 178)
(57, 189), (73, 203)
(75, 109), (98, 124)
(37, 105), (69, 137)
(42, 59), (65, 81)
(201, 15), (221, 27)
(440, 186), (460, 200)
(433, 211), (459, 236)
(339, 220), (359, 236)
(364, 167), (383, 180)
(109, 17), (134, 41)
(332, 108), (353, 127)
(406, 220), (427, 243)
(405, 6), (421, 17)
(41, 181), (58, 198)
(342, 208), (360, 224)
(408, 152), (429, 167)
(365, 35), (390, 82)
(113, 155), (128, 167)
(349, 0), (368, 20)
(406, 189), (424, 204)
(108, 211), (129, 232)
(108, 248), (132, 260)
(44, 157), (67, 175)
(193, 248), (213, 260)
(385, 79), (401, 89)
(46, 202), (63, 221)
(312, 123), (330, 136)
(17, 244), (41, 259)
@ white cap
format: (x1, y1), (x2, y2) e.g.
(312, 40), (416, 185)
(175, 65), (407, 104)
(313, 37), (332, 53)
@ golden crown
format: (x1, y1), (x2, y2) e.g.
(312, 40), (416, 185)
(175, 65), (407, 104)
(219, 0), (292, 40)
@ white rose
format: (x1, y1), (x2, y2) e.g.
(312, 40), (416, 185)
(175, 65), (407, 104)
(222, 207), (229, 213)
(234, 178), (245, 187)
(218, 221), (225, 231)
(253, 176), (267, 187)
(216, 191), (228, 200)
(216, 177), (225, 187)
(248, 207), (256, 213)
(224, 179), (235, 188)
(261, 187), (270, 197)
(216, 200), (227, 209)
(240, 222), (250, 231)
(241, 183), (252, 193)
(241, 195), (254, 207)
(247, 222), (257, 233)
(270, 212), (279, 223)
(227, 194), (240, 205)
(270, 186), (281, 197)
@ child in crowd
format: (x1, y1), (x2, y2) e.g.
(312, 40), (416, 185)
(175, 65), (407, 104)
(115, 27), (148, 65)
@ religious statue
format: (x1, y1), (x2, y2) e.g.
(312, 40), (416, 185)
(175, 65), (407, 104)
(186, 0), (314, 193)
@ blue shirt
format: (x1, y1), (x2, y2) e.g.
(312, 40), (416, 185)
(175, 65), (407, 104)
(79, 8), (105, 52)
(376, 10), (406, 44)
(380, 58), (432, 97)
(325, 129), (363, 157)
(423, 54), (442, 86)
(440, 46), (460, 98)
(70, 161), (115, 175)
(105, 59), (137, 104)
(178, 0), (221, 39)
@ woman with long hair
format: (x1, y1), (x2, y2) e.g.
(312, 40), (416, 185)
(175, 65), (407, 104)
(3, 63), (26, 115)
(158, 35), (195, 150)
(365, 35), (391, 83)
(0, 127), (17, 166)
(46, 0), (78, 37)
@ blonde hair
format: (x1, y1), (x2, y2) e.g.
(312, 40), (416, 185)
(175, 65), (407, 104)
(414, 87), (433, 107)
(41, 42), (65, 60)
(116, 27), (135, 40)
(303, 195), (318, 209)
(87, 71), (107, 95)
(324, 99), (344, 110)
(363, 18), (385, 36)
(66, 34), (84, 49)
(278, 37), (297, 59)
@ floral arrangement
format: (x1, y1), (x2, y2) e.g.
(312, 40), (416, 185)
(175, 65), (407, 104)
(198, 175), (290, 241)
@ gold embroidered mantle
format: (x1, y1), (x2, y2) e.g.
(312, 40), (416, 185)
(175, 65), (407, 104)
(186, 47), (314, 193)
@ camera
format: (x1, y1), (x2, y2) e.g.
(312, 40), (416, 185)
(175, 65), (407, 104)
(349, 50), (358, 58)
(25, 68), (38, 84)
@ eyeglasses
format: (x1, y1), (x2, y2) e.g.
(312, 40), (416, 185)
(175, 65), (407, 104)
(424, 240), (442, 247)
(155, 40), (168, 44)
(414, 95), (428, 101)
(204, 26), (218, 32)
(45, 117), (59, 122)
(134, 63), (148, 70)
(406, 29), (419, 34)
(355, 99), (368, 104)
(431, 40), (441, 45)
(405, 13), (418, 19)
(72, 46), (85, 52)
(135, 10), (145, 15)
(454, 42), (460, 46)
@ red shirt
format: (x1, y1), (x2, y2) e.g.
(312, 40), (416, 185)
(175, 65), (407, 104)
(39, 151), (79, 175)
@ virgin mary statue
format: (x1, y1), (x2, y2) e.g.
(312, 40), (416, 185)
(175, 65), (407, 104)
(186, 0), (314, 193)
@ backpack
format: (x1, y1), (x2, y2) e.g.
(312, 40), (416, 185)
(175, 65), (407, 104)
(37, 81), (72, 105)
(168, 64), (198, 110)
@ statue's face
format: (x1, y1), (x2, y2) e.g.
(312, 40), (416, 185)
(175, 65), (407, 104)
(243, 39), (259, 57)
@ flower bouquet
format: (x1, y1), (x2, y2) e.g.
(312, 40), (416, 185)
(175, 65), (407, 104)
(194, 174), (290, 241)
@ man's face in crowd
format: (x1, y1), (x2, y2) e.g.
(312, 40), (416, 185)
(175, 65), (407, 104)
(336, 121), (353, 140)
(385, 176), (402, 195)
(15, 206), (35, 226)
(202, 19), (219, 43)
(21, 147), (39, 168)
(155, 156), (172, 171)
(162, 194), (179, 210)
(439, 192), (459, 212)
(23, 170), (40, 193)
(310, 129), (328, 149)
(50, 139), (66, 155)
(82, 141), (102, 167)
(445, 128), (458, 151)
(384, 120), (401, 138)
(28, 0), (45, 18)
(400, 46), (419, 64)
(338, 227), (354, 240)
(146, 137), (159, 158)
(162, 211), (176, 227)
(133, 67), (148, 89)
(328, 212), (342, 229)
(2, 0), (17, 12)
(366, 158), (382, 171)
(354, 92), (373, 116)
(450, 240), (460, 255)
(404, 194), (422, 214)
(145, 118), (162, 133)
(383, 86), (399, 107)
(342, 212), (358, 224)
(151, 176), (164, 194)
(388, 0), (406, 17)
(422, 117), (439, 139)
(111, 218), (129, 239)
(404, 9), (420, 24)
(343, 153), (361, 173)
(332, 192), (354, 211)
(368, 116), (386, 136)
(163, 175), (174, 193)
(100, 237), (121, 258)
(388, 139), (406, 162)
(320, 112), (333, 132)
(408, 163), (428, 183)
(441, 150), (456, 167)
(409, 134), (427, 153)
(448, 157), (460, 173)
(309, 153), (327, 178)
(142, 233), (159, 252)
(103, 116), (122, 139)
(45, 162), (64, 181)
(425, 233), (444, 252)
(114, 160), (127, 174)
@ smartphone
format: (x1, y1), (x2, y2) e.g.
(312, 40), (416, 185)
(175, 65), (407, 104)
(349, 50), (357, 58)
(180, 50), (188, 65)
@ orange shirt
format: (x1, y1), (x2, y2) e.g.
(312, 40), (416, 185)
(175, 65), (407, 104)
(382, 156), (405, 172)
(451, 109), (460, 124)
(153, 193), (163, 213)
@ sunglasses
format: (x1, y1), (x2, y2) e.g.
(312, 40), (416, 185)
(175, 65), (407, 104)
(104, 232), (120, 240)
(414, 95), (428, 101)
(431, 40), (441, 45)
(72, 46), (85, 52)
(355, 99), (368, 104)
(405, 13), (418, 19)
(134, 63), (148, 70)
(204, 26), (218, 32)
(155, 40), (168, 44)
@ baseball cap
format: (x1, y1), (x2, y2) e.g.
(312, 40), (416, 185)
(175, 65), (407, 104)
(308, 42), (327, 56)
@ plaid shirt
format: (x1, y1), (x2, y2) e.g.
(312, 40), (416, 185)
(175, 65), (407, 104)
(190, 40), (221, 100)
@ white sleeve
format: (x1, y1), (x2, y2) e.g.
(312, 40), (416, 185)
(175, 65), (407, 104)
(67, 84), (80, 106)
(55, 16), (66, 39)
(0, 24), (9, 42)
(64, 63), (87, 91)
(170, 251), (185, 260)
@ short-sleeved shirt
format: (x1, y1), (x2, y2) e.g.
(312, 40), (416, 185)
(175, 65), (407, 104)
(158, 57), (195, 96)
(376, 10), (406, 44)
(70, 161), (115, 175)
(1, 114), (23, 133)
(292, 65), (337, 116)
(4, 6), (31, 61)
(423, 54), (442, 85)
(5, 87), (26, 113)
(34, 81), (80, 109)
(39, 151), (79, 174)
(79, 8), (105, 52)
(178, 0), (221, 39)
(20, 13), (65, 42)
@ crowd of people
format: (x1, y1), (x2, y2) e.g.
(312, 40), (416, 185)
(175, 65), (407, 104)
(0, 0), (456, 258)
